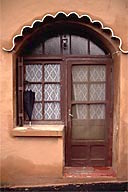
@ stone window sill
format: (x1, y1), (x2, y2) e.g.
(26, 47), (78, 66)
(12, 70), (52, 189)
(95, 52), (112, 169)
(12, 125), (64, 137)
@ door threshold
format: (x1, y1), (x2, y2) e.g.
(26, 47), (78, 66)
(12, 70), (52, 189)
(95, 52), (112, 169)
(64, 167), (116, 178)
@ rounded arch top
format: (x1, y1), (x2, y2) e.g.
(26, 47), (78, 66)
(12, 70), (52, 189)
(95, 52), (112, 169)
(2, 11), (128, 54)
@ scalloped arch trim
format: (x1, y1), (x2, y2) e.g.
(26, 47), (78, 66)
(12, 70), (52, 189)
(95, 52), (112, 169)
(2, 11), (128, 54)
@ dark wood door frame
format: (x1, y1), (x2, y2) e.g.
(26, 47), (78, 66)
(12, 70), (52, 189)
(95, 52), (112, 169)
(65, 57), (113, 166)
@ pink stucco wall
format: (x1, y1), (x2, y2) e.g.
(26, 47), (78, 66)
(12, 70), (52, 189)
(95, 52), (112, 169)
(0, 0), (128, 187)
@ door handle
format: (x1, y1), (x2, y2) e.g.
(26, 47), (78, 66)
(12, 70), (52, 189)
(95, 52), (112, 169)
(69, 113), (73, 117)
(68, 109), (73, 117)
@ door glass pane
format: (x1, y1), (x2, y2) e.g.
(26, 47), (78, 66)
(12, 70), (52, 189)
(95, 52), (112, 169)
(90, 104), (105, 119)
(44, 64), (60, 82)
(44, 36), (61, 55)
(44, 84), (60, 101)
(72, 104), (105, 139)
(44, 102), (61, 120)
(71, 35), (88, 55)
(89, 83), (105, 101)
(72, 65), (88, 82)
(90, 65), (106, 82)
(72, 84), (88, 101)
(72, 119), (105, 140)
(25, 64), (42, 82)
(71, 65), (106, 140)
(72, 104), (88, 119)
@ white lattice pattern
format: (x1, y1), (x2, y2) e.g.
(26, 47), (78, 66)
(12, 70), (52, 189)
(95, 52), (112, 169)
(44, 64), (60, 82)
(72, 66), (88, 82)
(90, 83), (105, 101)
(44, 102), (61, 119)
(44, 84), (60, 101)
(90, 104), (105, 119)
(73, 84), (88, 101)
(25, 64), (42, 82)
(90, 65), (106, 82)
(73, 104), (88, 119)
(32, 103), (43, 120)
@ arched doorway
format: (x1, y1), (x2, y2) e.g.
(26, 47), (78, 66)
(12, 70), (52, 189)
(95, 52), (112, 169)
(17, 21), (113, 167)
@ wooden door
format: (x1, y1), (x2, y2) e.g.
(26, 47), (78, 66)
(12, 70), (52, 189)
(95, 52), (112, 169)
(66, 58), (112, 166)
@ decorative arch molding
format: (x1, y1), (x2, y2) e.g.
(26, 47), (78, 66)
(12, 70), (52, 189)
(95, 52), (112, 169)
(2, 11), (128, 54)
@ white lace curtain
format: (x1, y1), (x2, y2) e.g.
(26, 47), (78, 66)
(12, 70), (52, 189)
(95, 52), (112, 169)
(25, 64), (61, 120)
(72, 65), (106, 120)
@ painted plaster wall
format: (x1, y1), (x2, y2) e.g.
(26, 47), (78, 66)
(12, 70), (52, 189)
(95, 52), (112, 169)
(0, 0), (128, 187)
(118, 54), (128, 180)
(112, 53), (128, 180)
(1, 0), (128, 51)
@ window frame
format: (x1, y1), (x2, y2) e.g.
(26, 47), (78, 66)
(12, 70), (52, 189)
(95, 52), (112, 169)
(17, 56), (65, 126)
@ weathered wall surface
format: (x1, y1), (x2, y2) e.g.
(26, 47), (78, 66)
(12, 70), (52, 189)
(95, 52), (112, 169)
(0, 0), (128, 187)
(112, 53), (128, 180)
(1, 0), (128, 51)
(118, 54), (128, 180)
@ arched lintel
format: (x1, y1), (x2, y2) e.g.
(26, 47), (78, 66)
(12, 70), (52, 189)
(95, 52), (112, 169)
(2, 11), (128, 54)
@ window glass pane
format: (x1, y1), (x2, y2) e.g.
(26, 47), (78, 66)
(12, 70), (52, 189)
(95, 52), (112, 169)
(32, 103), (43, 120)
(71, 35), (88, 55)
(44, 102), (61, 120)
(72, 84), (88, 101)
(72, 65), (88, 82)
(89, 83), (105, 101)
(90, 65), (106, 82)
(44, 36), (60, 55)
(25, 84), (42, 101)
(30, 43), (42, 55)
(44, 84), (60, 101)
(25, 64), (42, 82)
(72, 104), (88, 119)
(44, 64), (60, 82)
(90, 104), (105, 119)
(22, 42), (42, 55)
(90, 41), (105, 55)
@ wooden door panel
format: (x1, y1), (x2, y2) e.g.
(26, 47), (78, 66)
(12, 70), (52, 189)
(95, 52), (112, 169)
(90, 145), (106, 159)
(72, 146), (89, 159)
(71, 160), (88, 167)
(90, 160), (106, 166)
(71, 144), (106, 166)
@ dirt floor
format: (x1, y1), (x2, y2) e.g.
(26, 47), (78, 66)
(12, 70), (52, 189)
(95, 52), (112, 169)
(1, 182), (128, 192)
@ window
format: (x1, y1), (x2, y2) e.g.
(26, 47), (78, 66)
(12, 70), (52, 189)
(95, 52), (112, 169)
(17, 58), (63, 126)
(25, 62), (61, 121)
(17, 24), (109, 126)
